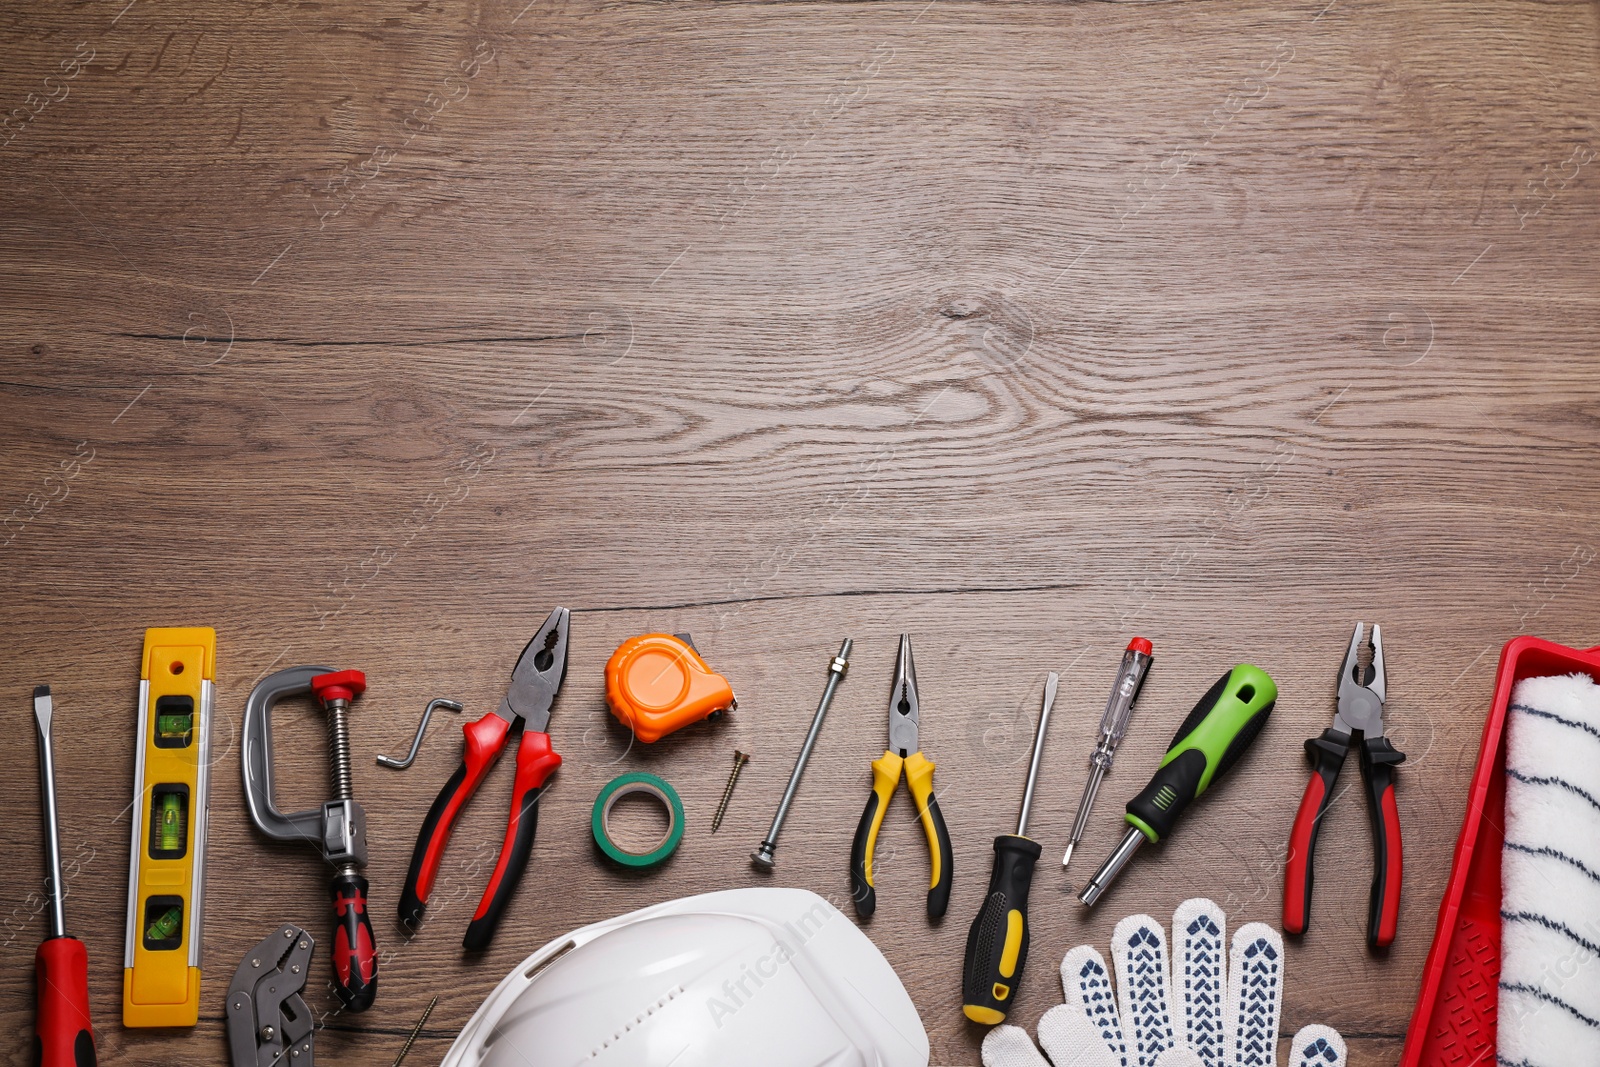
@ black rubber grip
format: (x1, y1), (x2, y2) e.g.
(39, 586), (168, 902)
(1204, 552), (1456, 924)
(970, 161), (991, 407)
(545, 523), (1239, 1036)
(1126, 748), (1208, 841)
(923, 790), (954, 920)
(1125, 668), (1274, 842)
(1283, 728), (1350, 935)
(961, 835), (1041, 1023)
(399, 761), (470, 929)
(463, 785), (544, 951)
(1360, 735), (1405, 949)
(849, 789), (884, 919)
(330, 872), (377, 1012)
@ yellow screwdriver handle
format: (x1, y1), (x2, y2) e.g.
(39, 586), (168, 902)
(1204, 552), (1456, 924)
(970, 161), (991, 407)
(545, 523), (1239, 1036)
(962, 834), (1042, 1024)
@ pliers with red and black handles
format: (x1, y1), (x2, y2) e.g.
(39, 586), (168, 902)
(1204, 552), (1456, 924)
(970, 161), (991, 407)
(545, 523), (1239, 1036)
(1283, 622), (1405, 948)
(399, 607), (568, 950)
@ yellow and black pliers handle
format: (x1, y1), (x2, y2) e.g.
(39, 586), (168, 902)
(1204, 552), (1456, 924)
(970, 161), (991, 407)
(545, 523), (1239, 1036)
(850, 749), (953, 919)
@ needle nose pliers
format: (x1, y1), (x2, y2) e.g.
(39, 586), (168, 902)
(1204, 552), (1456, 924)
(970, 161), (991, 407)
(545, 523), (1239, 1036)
(850, 634), (954, 919)
(1283, 622), (1405, 948)
(399, 607), (569, 951)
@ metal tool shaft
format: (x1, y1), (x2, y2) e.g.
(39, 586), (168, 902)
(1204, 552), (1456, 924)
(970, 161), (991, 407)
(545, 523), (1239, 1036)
(1062, 764), (1107, 868)
(1015, 673), (1058, 838)
(753, 639), (851, 868)
(33, 686), (66, 940)
(1078, 825), (1145, 906)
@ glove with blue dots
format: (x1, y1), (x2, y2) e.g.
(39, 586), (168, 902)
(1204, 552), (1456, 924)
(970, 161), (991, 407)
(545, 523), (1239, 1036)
(980, 898), (1345, 1067)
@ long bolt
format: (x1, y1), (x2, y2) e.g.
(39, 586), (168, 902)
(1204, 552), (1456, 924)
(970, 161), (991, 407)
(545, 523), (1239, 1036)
(752, 639), (851, 869)
(711, 751), (750, 833)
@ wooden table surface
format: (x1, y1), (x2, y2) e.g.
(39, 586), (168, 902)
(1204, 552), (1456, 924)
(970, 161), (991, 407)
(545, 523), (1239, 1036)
(3, 0), (1598, 1063)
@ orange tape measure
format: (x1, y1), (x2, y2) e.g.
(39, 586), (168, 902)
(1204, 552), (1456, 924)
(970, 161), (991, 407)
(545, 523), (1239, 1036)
(604, 634), (735, 743)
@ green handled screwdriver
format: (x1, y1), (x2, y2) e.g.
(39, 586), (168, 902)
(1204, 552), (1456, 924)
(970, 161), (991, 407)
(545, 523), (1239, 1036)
(962, 672), (1057, 1025)
(1077, 664), (1276, 907)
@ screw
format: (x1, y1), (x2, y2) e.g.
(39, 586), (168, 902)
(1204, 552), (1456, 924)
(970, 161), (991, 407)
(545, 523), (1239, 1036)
(711, 751), (750, 833)
(392, 996), (438, 1066)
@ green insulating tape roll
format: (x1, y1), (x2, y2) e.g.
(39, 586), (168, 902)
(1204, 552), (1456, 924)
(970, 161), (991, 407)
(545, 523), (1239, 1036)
(592, 772), (684, 869)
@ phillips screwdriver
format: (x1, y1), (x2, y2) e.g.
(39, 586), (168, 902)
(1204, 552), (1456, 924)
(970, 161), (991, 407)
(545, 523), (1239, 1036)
(1062, 637), (1153, 869)
(1078, 664), (1276, 907)
(961, 672), (1057, 1025)
(32, 686), (98, 1066)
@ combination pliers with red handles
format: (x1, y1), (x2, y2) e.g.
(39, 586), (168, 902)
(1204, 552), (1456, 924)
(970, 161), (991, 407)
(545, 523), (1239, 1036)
(399, 607), (569, 950)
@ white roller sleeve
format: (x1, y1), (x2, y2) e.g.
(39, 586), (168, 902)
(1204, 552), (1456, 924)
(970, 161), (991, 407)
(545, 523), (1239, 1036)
(1498, 672), (1600, 1067)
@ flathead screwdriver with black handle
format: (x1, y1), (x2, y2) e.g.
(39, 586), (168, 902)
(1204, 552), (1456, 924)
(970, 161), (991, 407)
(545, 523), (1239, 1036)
(33, 686), (97, 1067)
(961, 672), (1057, 1025)
(1077, 664), (1277, 907)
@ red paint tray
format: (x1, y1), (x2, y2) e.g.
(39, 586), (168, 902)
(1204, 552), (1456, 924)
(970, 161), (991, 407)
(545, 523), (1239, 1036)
(1400, 636), (1600, 1064)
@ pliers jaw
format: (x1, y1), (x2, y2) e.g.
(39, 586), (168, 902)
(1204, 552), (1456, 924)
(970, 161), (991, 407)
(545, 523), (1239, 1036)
(498, 606), (571, 734)
(226, 926), (316, 1067)
(1335, 622), (1386, 738)
(888, 633), (920, 758)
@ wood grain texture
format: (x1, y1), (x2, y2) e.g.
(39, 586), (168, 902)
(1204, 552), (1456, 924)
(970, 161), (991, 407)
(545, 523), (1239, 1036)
(2, 0), (1598, 1062)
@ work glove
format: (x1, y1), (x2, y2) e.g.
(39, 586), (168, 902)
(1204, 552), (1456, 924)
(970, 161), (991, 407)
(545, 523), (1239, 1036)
(980, 898), (1345, 1067)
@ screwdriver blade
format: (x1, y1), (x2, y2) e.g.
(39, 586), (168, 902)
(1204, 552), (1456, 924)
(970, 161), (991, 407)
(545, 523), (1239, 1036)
(33, 684), (52, 736)
(1014, 672), (1059, 839)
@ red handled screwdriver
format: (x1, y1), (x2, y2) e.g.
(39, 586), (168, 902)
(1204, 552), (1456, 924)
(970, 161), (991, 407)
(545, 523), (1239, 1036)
(33, 686), (97, 1066)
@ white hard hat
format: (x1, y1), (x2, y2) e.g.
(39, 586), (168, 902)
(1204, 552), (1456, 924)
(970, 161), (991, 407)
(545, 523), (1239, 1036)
(442, 887), (929, 1067)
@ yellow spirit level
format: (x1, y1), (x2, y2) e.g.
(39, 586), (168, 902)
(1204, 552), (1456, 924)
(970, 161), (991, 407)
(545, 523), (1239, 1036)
(123, 627), (215, 1027)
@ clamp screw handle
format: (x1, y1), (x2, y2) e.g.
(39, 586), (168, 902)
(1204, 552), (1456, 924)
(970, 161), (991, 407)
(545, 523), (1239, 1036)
(312, 670), (367, 706)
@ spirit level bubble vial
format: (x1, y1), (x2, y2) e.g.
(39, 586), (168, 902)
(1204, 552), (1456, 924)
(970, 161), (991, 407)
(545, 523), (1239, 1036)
(123, 627), (215, 1027)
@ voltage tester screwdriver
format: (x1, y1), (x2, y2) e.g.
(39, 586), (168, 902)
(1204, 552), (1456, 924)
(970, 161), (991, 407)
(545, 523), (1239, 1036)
(1078, 664), (1276, 907)
(1061, 637), (1153, 869)
(33, 686), (97, 1066)
(961, 672), (1057, 1025)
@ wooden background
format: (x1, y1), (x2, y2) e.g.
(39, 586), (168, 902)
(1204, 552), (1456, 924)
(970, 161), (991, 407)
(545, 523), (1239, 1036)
(2, 0), (1598, 1062)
